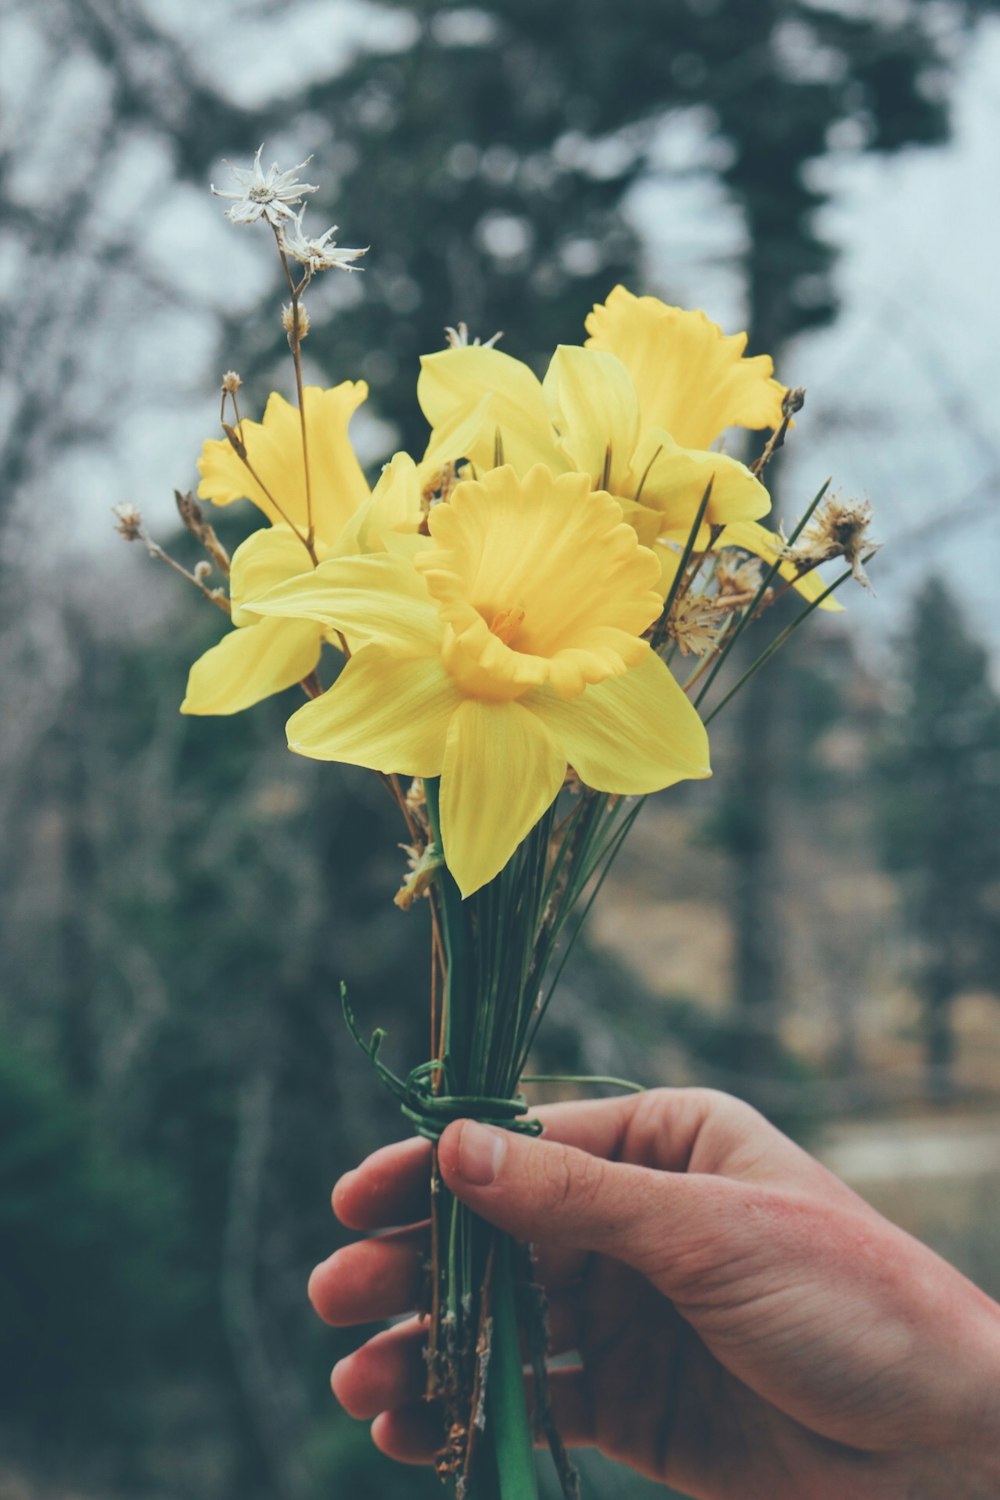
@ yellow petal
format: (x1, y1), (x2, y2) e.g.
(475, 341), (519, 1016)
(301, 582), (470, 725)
(418, 346), (564, 475)
(248, 552), (442, 654)
(585, 285), (786, 450)
(329, 450), (423, 557)
(181, 615), (321, 716)
(542, 344), (639, 492)
(530, 648), (711, 794)
(197, 383), (370, 545)
(719, 520), (845, 612)
(629, 430), (771, 542)
(439, 698), (565, 897)
(420, 390), (494, 474)
(420, 465), (660, 700)
(229, 525), (316, 626)
(285, 648), (459, 774)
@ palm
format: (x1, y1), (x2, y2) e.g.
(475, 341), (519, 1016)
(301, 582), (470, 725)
(566, 1249), (855, 1497)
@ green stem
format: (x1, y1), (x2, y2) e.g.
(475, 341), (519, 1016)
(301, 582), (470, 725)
(485, 1235), (539, 1500)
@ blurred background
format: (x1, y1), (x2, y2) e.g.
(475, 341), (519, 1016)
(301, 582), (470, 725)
(2, 0), (999, 1496)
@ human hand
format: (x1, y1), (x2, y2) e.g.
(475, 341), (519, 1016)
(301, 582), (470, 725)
(310, 1089), (1000, 1498)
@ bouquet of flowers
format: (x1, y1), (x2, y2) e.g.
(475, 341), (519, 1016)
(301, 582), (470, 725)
(115, 149), (876, 1499)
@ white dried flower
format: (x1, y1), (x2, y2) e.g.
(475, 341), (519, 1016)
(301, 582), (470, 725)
(221, 370), (242, 395)
(211, 146), (318, 227)
(278, 210), (367, 273)
(444, 322), (503, 349)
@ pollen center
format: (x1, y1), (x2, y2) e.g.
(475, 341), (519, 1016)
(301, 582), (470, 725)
(487, 607), (525, 647)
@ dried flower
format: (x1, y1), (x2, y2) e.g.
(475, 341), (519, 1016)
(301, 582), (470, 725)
(221, 371), (242, 395)
(715, 552), (763, 598)
(394, 840), (444, 910)
(278, 210), (367, 274)
(211, 146), (318, 227)
(112, 502), (144, 541)
(782, 496), (879, 592)
(667, 594), (723, 656)
(444, 323), (503, 350)
(282, 301), (311, 342)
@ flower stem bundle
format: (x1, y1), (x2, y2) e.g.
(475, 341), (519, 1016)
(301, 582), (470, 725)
(117, 149), (877, 1498)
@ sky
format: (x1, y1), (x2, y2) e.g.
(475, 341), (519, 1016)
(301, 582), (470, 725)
(2, 1), (998, 655)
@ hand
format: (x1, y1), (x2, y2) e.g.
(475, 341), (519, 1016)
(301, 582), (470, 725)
(309, 1089), (1000, 1498)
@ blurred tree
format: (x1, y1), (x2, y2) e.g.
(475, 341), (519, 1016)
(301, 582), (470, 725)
(877, 576), (1000, 1099)
(0, 1039), (182, 1460)
(294, 0), (981, 447)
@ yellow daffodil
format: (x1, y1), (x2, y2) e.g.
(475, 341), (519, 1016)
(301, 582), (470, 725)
(249, 465), (711, 896)
(418, 286), (783, 552)
(583, 285), (786, 450)
(182, 387), (423, 716)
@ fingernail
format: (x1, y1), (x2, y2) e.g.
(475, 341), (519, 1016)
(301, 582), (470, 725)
(457, 1121), (506, 1185)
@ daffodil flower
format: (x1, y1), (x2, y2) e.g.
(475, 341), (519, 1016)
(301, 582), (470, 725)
(182, 386), (423, 716)
(418, 285), (783, 549)
(248, 465), (711, 897)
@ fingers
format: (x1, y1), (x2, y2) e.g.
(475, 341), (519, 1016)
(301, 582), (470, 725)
(333, 1318), (428, 1419)
(332, 1089), (799, 1240)
(309, 1225), (427, 1326)
(333, 1136), (432, 1230)
(368, 1368), (596, 1466)
(437, 1117), (711, 1278)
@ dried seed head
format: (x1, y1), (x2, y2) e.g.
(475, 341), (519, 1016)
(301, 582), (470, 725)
(782, 386), (806, 419)
(716, 553), (763, 598)
(221, 370), (242, 395)
(405, 777), (426, 815)
(281, 301), (311, 341)
(112, 502), (144, 541)
(668, 594), (723, 656)
(784, 495), (879, 592)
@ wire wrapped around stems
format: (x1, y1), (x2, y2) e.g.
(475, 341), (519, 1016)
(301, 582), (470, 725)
(341, 985), (543, 1142)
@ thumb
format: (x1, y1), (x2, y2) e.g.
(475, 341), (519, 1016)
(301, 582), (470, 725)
(437, 1118), (707, 1275)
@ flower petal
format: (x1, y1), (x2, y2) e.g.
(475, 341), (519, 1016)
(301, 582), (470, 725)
(285, 649), (459, 774)
(181, 615), (322, 716)
(329, 450), (423, 557)
(197, 383), (370, 545)
(229, 525), (316, 625)
(585, 286), (786, 450)
(630, 430), (771, 541)
(542, 344), (640, 492)
(531, 648), (711, 793)
(248, 552), (443, 654)
(439, 698), (566, 897)
(718, 520), (845, 612)
(418, 346), (564, 475)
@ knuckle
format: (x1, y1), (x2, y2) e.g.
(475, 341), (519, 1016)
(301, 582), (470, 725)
(536, 1141), (605, 1218)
